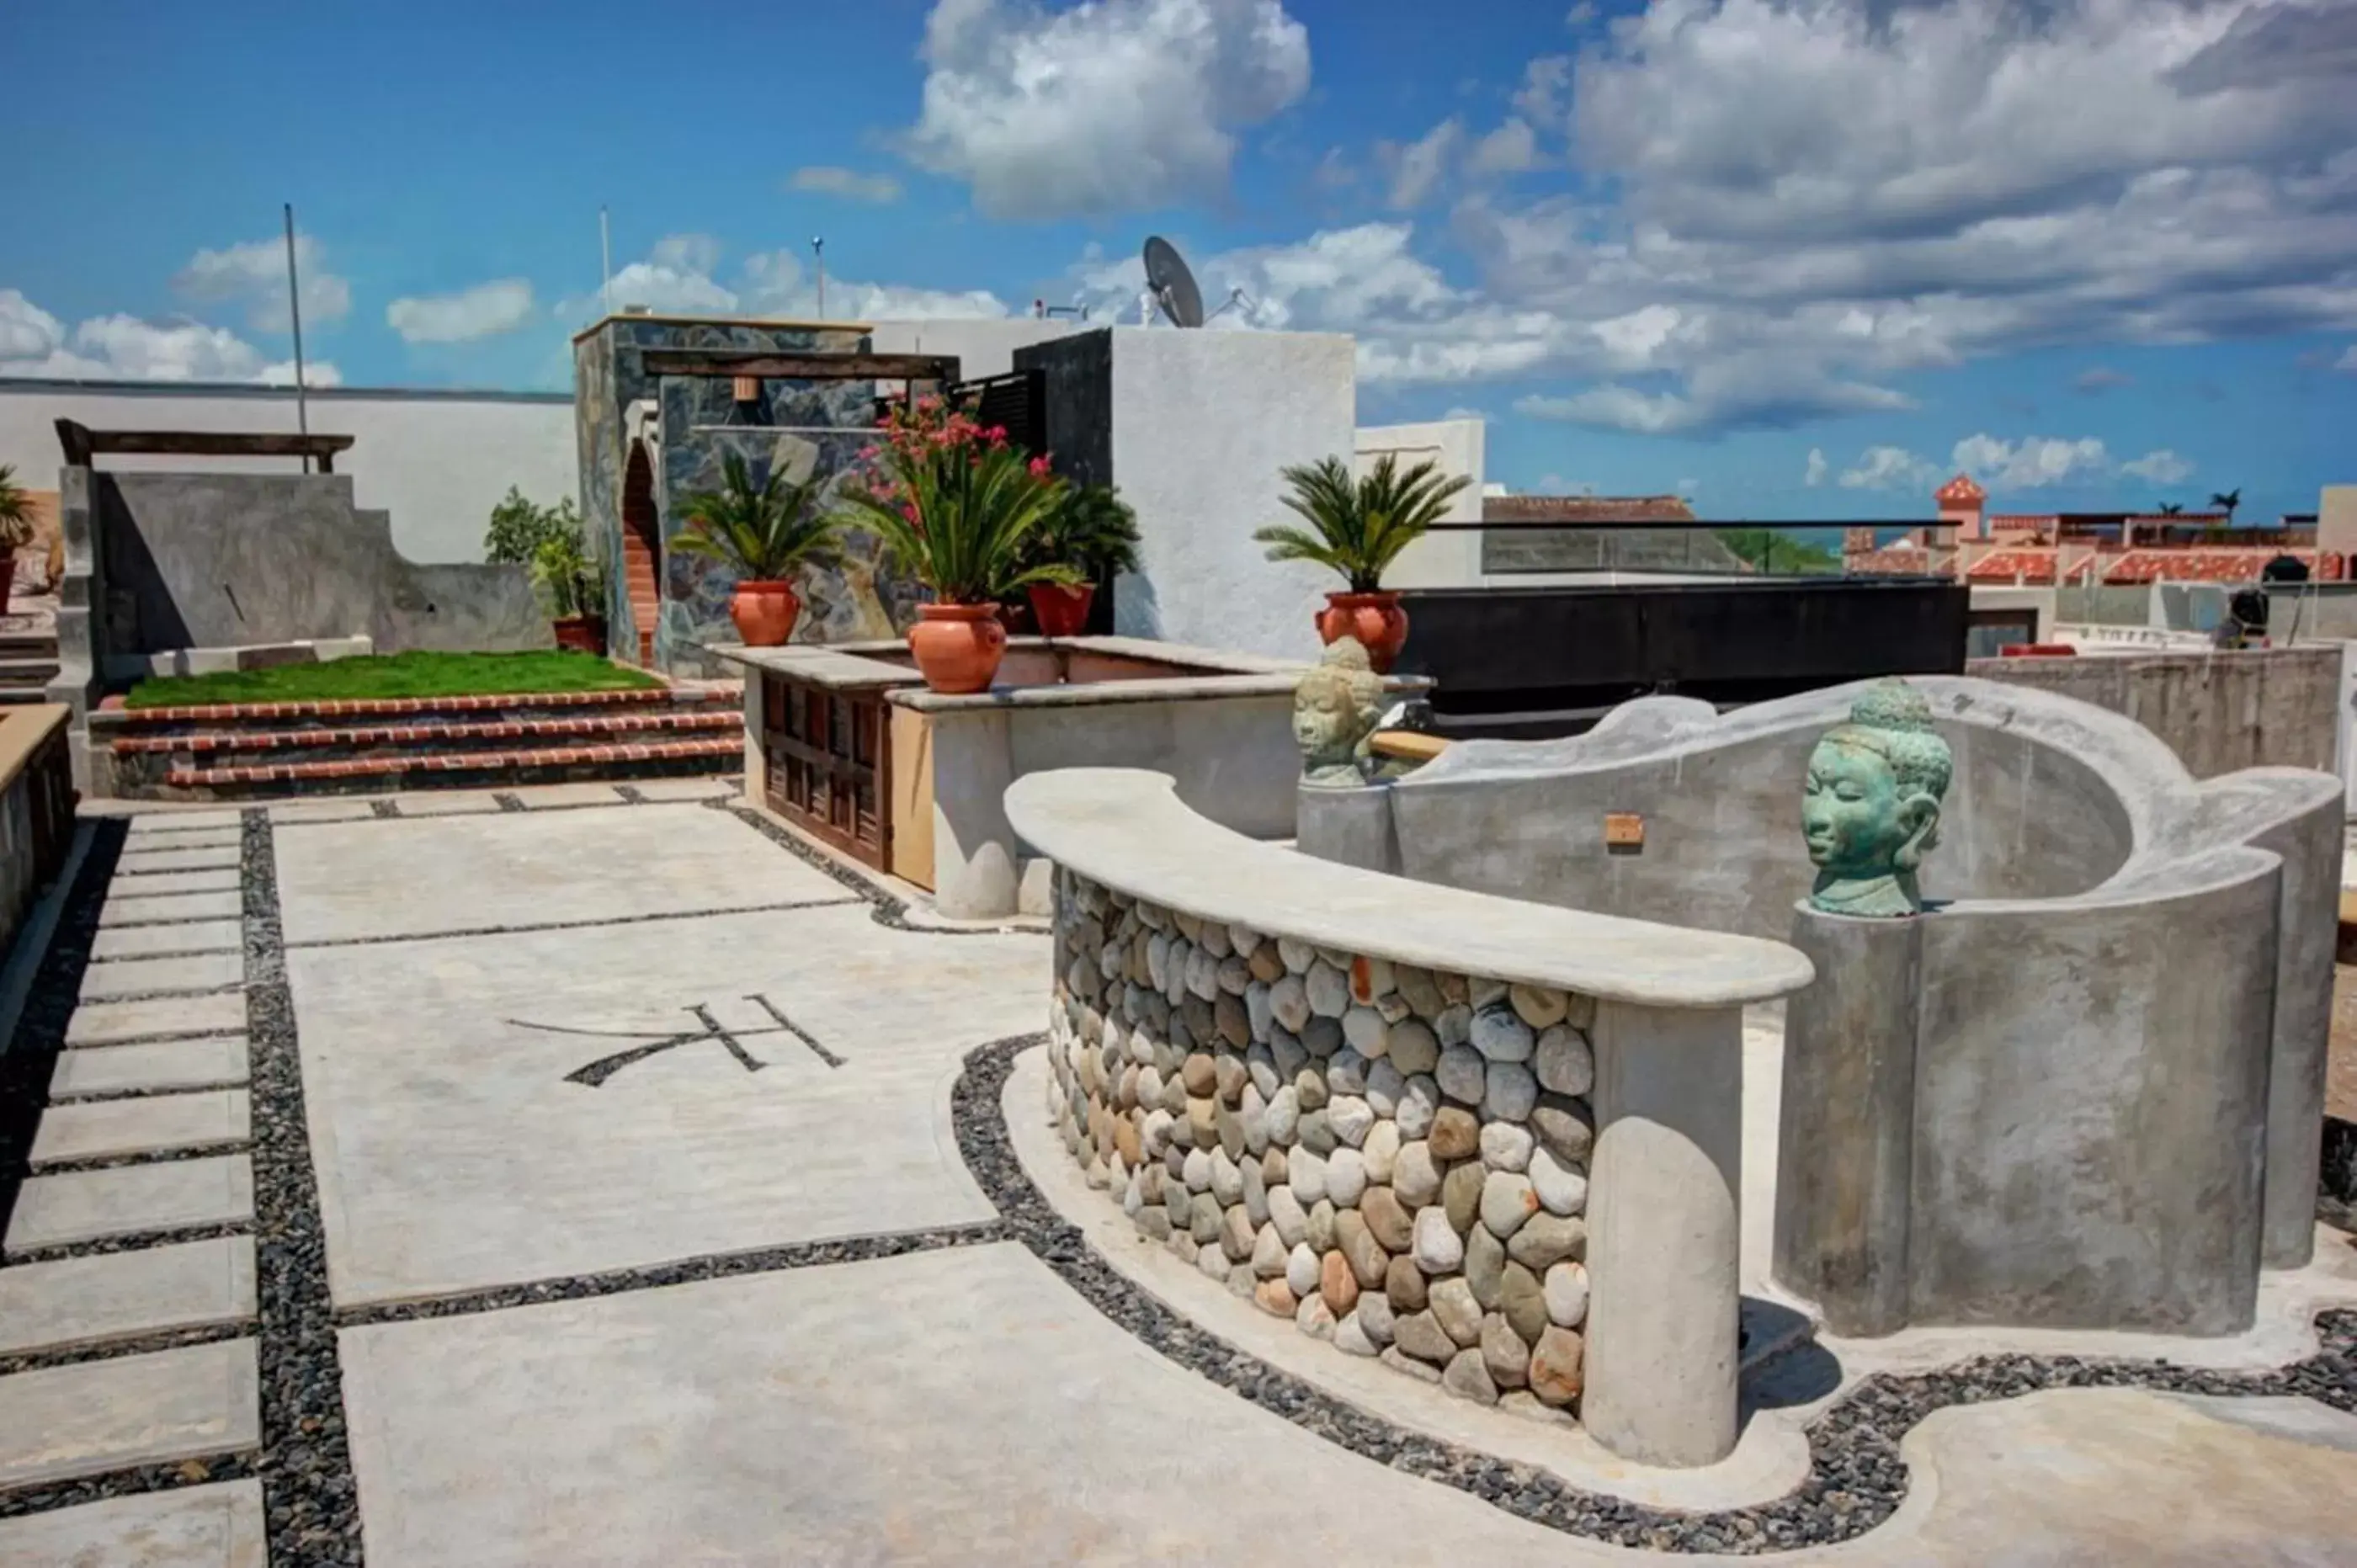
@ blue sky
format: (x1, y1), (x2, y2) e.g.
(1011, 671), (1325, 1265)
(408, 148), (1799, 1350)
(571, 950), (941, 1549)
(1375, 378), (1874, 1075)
(3, 0), (2354, 522)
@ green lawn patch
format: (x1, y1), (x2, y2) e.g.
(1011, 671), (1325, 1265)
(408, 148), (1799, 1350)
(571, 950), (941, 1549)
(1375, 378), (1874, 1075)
(125, 650), (665, 709)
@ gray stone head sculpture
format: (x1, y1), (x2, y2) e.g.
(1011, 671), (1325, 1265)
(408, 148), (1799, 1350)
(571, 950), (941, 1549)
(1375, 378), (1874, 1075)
(1295, 637), (1386, 787)
(1801, 678), (1953, 917)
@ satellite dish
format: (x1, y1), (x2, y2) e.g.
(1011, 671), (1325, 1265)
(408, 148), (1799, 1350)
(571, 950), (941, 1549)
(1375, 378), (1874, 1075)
(1142, 236), (1205, 328)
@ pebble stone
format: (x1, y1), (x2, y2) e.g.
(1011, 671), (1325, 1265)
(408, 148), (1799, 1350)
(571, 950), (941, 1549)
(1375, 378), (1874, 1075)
(1333, 1310), (1378, 1357)
(1478, 1120), (1534, 1173)
(1534, 1026), (1594, 1096)
(1484, 1060), (1539, 1122)
(1508, 1213), (1587, 1271)
(1530, 1147), (1588, 1216)
(1387, 1018), (1439, 1076)
(1306, 1199), (1338, 1255)
(1386, 1255), (1428, 1311)
(1362, 1119), (1402, 1183)
(1355, 1289), (1396, 1346)
(1286, 1145), (1327, 1204)
(1342, 1006), (1388, 1056)
(1471, 1007), (1534, 1063)
(1482, 1312), (1531, 1389)
(1510, 984), (1568, 1029)
(1305, 960), (1350, 1018)
(1428, 1107), (1480, 1161)
(1326, 1146), (1368, 1207)
(1464, 1222), (1506, 1310)
(1268, 1184), (1308, 1247)
(1435, 1044), (1487, 1104)
(1442, 1347), (1501, 1406)
(1320, 1249), (1360, 1315)
(1252, 1222), (1288, 1278)
(1328, 1095), (1374, 1149)
(1392, 1309), (1455, 1365)
(1441, 1161), (1486, 1236)
(1395, 1075), (1439, 1140)
(1529, 1326), (1585, 1406)
(1479, 1171), (1540, 1238)
(1287, 1241), (1321, 1297)
(1501, 1261), (1550, 1343)
(1545, 1260), (1590, 1328)
(1360, 1184), (1413, 1252)
(1296, 1292), (1337, 1340)
(1430, 1276), (1483, 1347)
(1411, 1206), (1463, 1273)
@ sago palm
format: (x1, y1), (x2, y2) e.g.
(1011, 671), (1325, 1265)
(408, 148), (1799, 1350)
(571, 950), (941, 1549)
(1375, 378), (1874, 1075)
(673, 451), (848, 581)
(838, 442), (1077, 604)
(1253, 453), (1471, 593)
(0, 465), (35, 552)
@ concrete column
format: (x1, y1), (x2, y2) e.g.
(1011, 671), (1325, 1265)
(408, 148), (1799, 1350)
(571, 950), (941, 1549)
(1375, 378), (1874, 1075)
(739, 674), (767, 806)
(1582, 1000), (1743, 1468)
(2254, 799), (2341, 1268)
(1293, 779), (1398, 874)
(1774, 906), (1923, 1337)
(928, 709), (1019, 919)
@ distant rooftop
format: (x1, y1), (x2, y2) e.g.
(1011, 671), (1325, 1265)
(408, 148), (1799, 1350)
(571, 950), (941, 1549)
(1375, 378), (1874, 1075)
(1482, 494), (1697, 524)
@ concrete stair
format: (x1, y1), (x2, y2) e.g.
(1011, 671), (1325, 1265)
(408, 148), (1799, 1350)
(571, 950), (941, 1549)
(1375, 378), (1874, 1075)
(94, 685), (744, 800)
(0, 630), (60, 706)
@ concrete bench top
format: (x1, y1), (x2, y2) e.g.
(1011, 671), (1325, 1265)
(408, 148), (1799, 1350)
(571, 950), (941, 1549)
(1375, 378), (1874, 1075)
(1005, 768), (1816, 1010)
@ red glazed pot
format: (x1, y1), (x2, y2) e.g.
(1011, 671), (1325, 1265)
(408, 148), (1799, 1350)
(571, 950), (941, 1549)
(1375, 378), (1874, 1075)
(730, 580), (802, 646)
(551, 614), (606, 655)
(1317, 591), (1408, 672)
(0, 556), (14, 617)
(908, 602), (1008, 694)
(1028, 582), (1094, 639)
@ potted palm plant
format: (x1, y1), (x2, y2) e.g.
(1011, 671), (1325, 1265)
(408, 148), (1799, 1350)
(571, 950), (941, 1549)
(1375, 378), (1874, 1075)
(839, 438), (1075, 693)
(673, 451), (848, 646)
(530, 529), (608, 653)
(1253, 453), (1471, 672)
(1021, 483), (1141, 638)
(0, 465), (35, 616)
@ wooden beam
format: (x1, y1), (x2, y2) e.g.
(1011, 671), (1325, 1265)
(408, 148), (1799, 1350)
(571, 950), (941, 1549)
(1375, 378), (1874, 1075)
(55, 428), (357, 473)
(639, 349), (961, 383)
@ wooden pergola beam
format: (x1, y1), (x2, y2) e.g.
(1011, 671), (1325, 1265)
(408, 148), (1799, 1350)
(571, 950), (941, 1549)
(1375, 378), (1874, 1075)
(637, 350), (961, 382)
(54, 419), (356, 471)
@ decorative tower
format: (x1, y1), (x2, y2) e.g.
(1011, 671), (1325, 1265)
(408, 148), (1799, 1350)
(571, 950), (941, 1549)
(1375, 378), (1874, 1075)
(1934, 474), (1987, 541)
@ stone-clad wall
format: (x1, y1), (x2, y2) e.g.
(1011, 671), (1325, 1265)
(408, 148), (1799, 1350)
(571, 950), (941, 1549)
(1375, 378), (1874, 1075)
(1046, 869), (1597, 1417)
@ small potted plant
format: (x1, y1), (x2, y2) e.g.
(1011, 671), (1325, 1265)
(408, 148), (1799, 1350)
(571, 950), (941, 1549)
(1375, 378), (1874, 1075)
(673, 451), (848, 646)
(839, 434), (1075, 693)
(1253, 453), (1470, 672)
(531, 529), (608, 653)
(1020, 482), (1141, 638)
(0, 465), (35, 616)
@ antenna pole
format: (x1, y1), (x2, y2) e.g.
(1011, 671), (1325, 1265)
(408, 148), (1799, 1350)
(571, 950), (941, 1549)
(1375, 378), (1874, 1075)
(282, 203), (310, 472)
(811, 237), (826, 319)
(599, 205), (613, 318)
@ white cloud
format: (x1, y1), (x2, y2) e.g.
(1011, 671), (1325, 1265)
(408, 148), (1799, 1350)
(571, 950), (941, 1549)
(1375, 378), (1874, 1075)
(172, 233), (350, 332)
(1951, 433), (2112, 490)
(1467, 118), (1542, 177)
(1384, 119), (1464, 210)
(1838, 445), (1937, 491)
(2336, 344), (2357, 372)
(2073, 365), (2134, 393)
(789, 166), (905, 204)
(386, 279), (535, 343)
(1804, 446), (1828, 486)
(1441, 405), (1487, 422)
(2121, 448), (2195, 485)
(901, 0), (1311, 219)
(557, 239), (1012, 328)
(0, 289), (342, 385)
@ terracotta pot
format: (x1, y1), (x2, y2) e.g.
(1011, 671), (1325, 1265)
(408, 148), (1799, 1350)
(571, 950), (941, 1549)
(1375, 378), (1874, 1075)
(730, 579), (802, 646)
(0, 556), (13, 618)
(1028, 582), (1094, 639)
(1317, 591), (1408, 672)
(552, 614), (605, 654)
(907, 602), (1008, 694)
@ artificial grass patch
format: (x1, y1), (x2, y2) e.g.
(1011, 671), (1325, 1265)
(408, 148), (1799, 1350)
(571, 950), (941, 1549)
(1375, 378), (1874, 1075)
(125, 650), (665, 709)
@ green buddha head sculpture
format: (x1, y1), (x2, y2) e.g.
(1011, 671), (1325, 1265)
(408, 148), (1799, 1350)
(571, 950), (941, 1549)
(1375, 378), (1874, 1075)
(1295, 637), (1386, 787)
(1801, 678), (1953, 917)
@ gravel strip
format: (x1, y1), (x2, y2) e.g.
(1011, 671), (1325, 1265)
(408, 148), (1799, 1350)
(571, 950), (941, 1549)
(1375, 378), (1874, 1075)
(4, 1221), (254, 1266)
(29, 1142), (256, 1177)
(950, 1033), (2357, 1554)
(708, 800), (1036, 938)
(367, 800), (401, 819)
(240, 811), (364, 1565)
(335, 1223), (1015, 1329)
(0, 1451), (263, 1523)
(491, 793), (528, 813)
(47, 1081), (251, 1107)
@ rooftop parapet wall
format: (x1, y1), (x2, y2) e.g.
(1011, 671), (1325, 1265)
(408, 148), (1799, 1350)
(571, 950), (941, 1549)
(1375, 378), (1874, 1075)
(1008, 768), (1813, 1468)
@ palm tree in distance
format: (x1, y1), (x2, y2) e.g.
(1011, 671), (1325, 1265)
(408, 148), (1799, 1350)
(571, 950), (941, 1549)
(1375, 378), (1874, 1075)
(2157, 502), (2184, 515)
(2209, 488), (2242, 524)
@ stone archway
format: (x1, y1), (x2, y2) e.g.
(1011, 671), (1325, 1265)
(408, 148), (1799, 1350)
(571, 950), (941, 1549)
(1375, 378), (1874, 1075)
(621, 439), (660, 667)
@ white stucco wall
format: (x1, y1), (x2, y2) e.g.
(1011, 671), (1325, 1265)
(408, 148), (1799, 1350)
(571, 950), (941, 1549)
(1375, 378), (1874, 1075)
(0, 379), (576, 563)
(1353, 418), (1486, 589)
(867, 318), (1092, 381)
(1107, 327), (1356, 659)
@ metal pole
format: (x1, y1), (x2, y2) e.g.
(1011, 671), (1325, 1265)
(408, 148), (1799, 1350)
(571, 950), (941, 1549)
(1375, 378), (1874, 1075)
(812, 237), (825, 319)
(282, 203), (311, 472)
(599, 206), (613, 318)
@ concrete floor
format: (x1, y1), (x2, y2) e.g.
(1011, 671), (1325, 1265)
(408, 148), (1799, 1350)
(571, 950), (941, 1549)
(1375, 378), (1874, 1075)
(7, 786), (2357, 1565)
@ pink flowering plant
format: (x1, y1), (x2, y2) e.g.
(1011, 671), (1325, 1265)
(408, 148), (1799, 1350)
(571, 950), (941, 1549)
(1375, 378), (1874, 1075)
(838, 395), (1078, 606)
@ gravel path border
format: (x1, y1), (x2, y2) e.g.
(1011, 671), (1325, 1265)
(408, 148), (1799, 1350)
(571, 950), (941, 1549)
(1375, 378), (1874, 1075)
(950, 1033), (2357, 1555)
(240, 810), (364, 1565)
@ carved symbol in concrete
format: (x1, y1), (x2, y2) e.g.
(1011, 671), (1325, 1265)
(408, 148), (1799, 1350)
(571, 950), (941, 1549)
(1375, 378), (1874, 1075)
(510, 994), (843, 1087)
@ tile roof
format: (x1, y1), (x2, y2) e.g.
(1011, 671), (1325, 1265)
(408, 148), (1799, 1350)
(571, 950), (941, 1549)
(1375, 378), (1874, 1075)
(1935, 474), (1986, 504)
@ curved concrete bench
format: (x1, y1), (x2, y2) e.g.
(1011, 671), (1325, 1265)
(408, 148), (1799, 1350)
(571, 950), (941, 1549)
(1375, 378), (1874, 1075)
(1007, 768), (1814, 1468)
(1299, 677), (2344, 1337)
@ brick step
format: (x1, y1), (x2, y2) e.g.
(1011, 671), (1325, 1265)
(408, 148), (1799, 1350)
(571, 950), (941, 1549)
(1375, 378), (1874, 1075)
(0, 656), (60, 684)
(94, 683), (742, 737)
(158, 736), (744, 799)
(0, 688), (52, 707)
(0, 632), (59, 656)
(111, 709), (742, 759)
